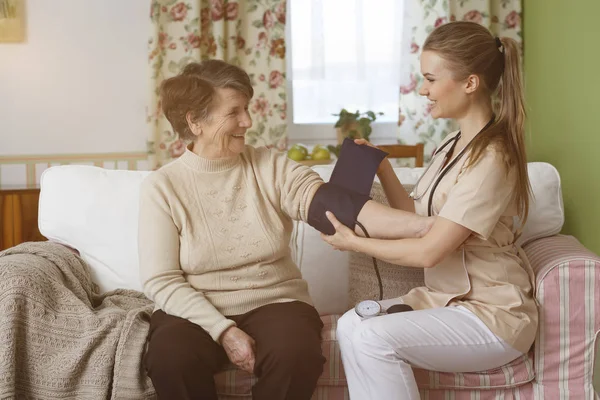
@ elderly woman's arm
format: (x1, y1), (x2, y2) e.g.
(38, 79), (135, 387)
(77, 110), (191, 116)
(138, 176), (235, 342)
(270, 150), (431, 239)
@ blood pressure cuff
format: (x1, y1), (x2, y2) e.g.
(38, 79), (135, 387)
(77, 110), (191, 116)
(329, 138), (389, 196)
(308, 184), (371, 235)
(307, 138), (388, 235)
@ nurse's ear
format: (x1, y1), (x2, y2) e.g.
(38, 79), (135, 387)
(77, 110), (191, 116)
(464, 74), (480, 94)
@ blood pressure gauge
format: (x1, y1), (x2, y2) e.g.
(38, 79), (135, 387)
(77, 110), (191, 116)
(354, 300), (383, 318)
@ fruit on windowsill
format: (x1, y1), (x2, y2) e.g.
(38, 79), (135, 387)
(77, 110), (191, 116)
(287, 144), (309, 161)
(311, 145), (331, 161)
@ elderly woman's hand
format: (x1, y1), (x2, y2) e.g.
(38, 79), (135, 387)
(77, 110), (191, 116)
(320, 211), (359, 252)
(221, 326), (256, 373)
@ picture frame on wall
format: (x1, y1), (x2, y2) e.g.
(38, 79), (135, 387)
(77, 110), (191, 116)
(0, 0), (25, 43)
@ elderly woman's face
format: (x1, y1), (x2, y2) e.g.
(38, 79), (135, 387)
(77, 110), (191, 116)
(194, 88), (252, 159)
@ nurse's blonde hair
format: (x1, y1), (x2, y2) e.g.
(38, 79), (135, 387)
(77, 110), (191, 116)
(424, 21), (531, 224)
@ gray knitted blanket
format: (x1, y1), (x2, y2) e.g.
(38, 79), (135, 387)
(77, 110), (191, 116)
(0, 242), (156, 399)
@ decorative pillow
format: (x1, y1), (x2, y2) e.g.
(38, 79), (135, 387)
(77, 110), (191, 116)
(38, 165), (151, 293)
(516, 162), (564, 246)
(348, 182), (425, 308)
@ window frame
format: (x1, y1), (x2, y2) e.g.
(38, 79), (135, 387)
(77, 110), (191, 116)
(284, 0), (399, 147)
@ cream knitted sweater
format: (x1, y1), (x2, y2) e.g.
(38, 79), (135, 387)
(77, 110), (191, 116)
(138, 145), (323, 342)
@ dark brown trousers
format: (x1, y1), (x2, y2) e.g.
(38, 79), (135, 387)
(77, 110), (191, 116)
(144, 301), (325, 400)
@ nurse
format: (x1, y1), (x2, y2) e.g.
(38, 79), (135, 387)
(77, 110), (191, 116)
(321, 21), (538, 399)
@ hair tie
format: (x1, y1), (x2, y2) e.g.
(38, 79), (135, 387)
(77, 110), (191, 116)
(495, 37), (503, 51)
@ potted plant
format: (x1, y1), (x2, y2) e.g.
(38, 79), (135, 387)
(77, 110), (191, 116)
(327, 109), (383, 157)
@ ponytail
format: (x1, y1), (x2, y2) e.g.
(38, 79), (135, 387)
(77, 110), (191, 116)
(495, 37), (531, 224)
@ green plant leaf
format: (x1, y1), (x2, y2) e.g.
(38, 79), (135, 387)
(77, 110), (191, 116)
(358, 117), (371, 126)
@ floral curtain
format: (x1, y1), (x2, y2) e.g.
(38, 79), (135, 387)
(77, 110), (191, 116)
(148, 0), (288, 168)
(397, 0), (522, 163)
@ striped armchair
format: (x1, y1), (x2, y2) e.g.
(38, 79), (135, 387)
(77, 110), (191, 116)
(214, 234), (600, 399)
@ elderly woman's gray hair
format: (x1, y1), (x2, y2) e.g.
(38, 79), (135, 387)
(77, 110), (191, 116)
(160, 60), (254, 141)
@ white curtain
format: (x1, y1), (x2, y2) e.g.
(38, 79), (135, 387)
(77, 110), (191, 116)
(289, 0), (410, 124)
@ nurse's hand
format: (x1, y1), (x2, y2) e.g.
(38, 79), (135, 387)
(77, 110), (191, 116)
(354, 138), (377, 148)
(354, 139), (388, 174)
(320, 211), (359, 251)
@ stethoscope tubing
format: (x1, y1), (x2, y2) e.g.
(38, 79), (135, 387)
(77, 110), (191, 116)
(414, 117), (496, 217)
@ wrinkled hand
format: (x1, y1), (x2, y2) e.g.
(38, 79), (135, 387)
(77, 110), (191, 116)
(354, 139), (388, 174)
(320, 211), (359, 252)
(221, 326), (256, 373)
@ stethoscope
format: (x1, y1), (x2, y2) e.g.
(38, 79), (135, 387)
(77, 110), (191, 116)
(409, 117), (496, 216)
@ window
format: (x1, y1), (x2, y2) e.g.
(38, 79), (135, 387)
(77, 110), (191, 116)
(286, 0), (407, 145)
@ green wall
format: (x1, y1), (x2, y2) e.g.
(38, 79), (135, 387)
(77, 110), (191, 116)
(524, 0), (600, 392)
(524, 1), (600, 254)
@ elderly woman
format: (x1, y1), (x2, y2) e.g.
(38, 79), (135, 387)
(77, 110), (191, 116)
(139, 59), (324, 400)
(139, 59), (431, 400)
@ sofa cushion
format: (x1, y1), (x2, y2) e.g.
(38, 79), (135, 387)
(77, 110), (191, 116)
(516, 162), (564, 246)
(413, 353), (535, 390)
(38, 165), (151, 293)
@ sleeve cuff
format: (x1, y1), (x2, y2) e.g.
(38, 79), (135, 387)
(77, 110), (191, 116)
(209, 318), (237, 343)
(437, 213), (491, 240)
(300, 181), (324, 222)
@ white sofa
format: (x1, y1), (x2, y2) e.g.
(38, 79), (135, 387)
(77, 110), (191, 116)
(36, 161), (599, 399)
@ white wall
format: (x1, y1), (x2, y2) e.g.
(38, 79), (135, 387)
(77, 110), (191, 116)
(0, 0), (150, 155)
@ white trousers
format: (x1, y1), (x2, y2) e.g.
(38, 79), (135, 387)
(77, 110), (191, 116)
(336, 298), (523, 400)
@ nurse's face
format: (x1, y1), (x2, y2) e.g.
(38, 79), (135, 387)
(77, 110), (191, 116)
(418, 51), (471, 120)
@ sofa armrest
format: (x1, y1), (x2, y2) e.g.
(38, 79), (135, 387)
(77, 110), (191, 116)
(523, 235), (600, 395)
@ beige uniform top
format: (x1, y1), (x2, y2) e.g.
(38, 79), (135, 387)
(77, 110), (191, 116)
(400, 132), (538, 354)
